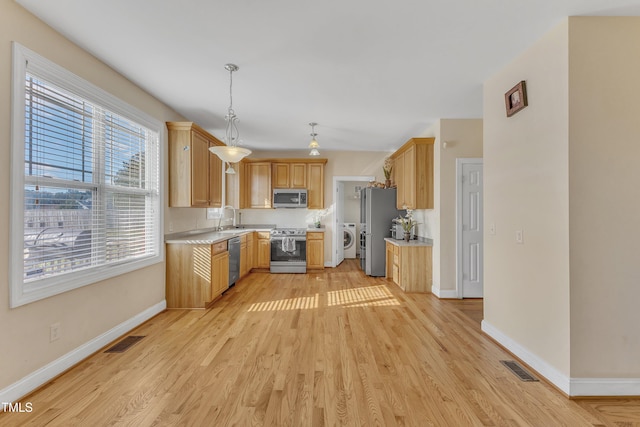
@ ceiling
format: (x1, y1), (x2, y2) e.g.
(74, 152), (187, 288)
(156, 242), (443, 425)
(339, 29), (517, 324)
(16, 0), (640, 153)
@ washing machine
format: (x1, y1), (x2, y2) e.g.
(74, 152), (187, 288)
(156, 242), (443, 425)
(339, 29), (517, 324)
(343, 223), (357, 259)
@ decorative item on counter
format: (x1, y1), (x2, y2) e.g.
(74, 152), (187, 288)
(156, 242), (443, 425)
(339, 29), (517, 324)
(383, 157), (393, 188)
(397, 210), (418, 242)
(308, 208), (329, 228)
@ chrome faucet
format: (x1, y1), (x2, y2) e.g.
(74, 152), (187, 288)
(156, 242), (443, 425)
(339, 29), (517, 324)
(223, 205), (237, 227)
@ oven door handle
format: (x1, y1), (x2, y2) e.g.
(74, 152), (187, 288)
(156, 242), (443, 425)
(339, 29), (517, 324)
(270, 237), (307, 242)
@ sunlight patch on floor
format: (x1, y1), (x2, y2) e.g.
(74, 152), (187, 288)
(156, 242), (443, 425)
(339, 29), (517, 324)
(327, 285), (400, 307)
(248, 294), (319, 312)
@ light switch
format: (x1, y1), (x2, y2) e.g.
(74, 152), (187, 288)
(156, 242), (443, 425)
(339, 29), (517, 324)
(516, 229), (524, 244)
(489, 223), (496, 235)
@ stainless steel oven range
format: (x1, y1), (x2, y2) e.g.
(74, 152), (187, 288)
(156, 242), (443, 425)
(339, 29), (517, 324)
(270, 228), (307, 273)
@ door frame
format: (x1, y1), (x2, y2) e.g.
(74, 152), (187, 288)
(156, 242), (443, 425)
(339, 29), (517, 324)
(456, 158), (483, 299)
(331, 175), (375, 268)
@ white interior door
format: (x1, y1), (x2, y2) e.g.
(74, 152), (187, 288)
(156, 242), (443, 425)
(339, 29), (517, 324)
(458, 159), (483, 298)
(336, 182), (345, 265)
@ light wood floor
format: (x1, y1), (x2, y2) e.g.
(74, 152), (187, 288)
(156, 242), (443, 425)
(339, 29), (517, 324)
(3, 259), (640, 426)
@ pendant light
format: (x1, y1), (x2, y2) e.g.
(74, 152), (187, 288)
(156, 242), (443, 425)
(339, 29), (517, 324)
(209, 63), (252, 174)
(308, 122), (320, 156)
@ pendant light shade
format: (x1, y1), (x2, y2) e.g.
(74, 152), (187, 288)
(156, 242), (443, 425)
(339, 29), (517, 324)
(209, 63), (251, 171)
(308, 122), (320, 156)
(209, 146), (252, 163)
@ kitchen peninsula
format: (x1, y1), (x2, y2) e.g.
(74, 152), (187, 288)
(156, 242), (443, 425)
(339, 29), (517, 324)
(165, 224), (326, 308)
(385, 237), (433, 293)
(165, 225), (275, 309)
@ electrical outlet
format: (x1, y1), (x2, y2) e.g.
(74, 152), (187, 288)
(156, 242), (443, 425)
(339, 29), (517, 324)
(50, 322), (61, 342)
(489, 223), (496, 235)
(169, 221), (174, 232)
(515, 229), (524, 244)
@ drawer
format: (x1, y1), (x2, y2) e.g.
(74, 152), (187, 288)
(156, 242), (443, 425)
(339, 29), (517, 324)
(393, 245), (399, 256)
(212, 241), (227, 255)
(240, 234), (247, 244)
(257, 231), (270, 240)
(307, 232), (323, 240)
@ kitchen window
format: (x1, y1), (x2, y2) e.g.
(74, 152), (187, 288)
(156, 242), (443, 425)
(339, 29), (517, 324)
(9, 43), (163, 307)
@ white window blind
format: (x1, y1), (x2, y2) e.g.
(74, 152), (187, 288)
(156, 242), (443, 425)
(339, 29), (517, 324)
(10, 43), (162, 307)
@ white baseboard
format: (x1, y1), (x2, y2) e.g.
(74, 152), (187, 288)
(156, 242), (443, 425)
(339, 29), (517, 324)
(432, 287), (458, 299)
(481, 319), (571, 395)
(481, 320), (640, 396)
(570, 378), (640, 397)
(0, 300), (166, 403)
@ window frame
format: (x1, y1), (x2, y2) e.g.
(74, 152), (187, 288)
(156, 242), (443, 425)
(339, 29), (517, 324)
(10, 42), (164, 308)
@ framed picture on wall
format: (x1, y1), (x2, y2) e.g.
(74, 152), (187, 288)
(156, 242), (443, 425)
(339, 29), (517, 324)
(505, 80), (528, 117)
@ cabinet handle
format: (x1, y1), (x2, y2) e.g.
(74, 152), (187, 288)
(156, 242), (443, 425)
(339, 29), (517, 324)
(183, 146), (190, 151)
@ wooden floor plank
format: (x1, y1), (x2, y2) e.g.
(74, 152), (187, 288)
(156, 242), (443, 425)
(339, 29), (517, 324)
(2, 259), (639, 426)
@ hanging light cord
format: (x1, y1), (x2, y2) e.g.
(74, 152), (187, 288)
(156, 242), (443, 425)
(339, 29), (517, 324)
(225, 64), (239, 147)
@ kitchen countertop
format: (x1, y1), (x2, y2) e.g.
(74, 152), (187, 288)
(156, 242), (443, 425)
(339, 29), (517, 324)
(165, 224), (276, 244)
(384, 237), (434, 247)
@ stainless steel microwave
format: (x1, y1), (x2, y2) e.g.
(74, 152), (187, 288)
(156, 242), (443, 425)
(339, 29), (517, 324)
(273, 189), (308, 208)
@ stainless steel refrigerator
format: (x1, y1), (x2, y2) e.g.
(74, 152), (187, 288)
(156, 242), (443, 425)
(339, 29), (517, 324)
(360, 187), (403, 276)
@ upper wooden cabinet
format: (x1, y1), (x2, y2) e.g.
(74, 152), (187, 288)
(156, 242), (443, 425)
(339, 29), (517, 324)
(391, 138), (434, 210)
(167, 122), (224, 208)
(307, 162), (324, 209)
(272, 162), (307, 189)
(243, 162), (272, 208)
(238, 158), (326, 209)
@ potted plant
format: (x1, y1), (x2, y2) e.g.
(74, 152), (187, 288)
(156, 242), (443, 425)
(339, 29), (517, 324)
(397, 215), (417, 242)
(383, 157), (393, 188)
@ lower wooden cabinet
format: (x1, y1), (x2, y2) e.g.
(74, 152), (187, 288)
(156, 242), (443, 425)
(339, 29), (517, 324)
(306, 231), (324, 270)
(246, 232), (255, 273)
(166, 241), (229, 308)
(256, 232), (271, 269)
(211, 249), (229, 298)
(385, 240), (432, 292)
(240, 234), (248, 278)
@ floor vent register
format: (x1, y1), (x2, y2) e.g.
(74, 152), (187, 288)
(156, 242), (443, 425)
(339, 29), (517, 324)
(104, 336), (145, 353)
(500, 360), (539, 382)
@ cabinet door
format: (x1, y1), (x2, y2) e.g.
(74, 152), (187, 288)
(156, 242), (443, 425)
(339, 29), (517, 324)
(306, 232), (324, 270)
(272, 163), (290, 188)
(307, 163), (324, 209)
(403, 145), (416, 209)
(209, 141), (223, 208)
(257, 235), (271, 268)
(385, 242), (394, 279)
(240, 240), (248, 278)
(392, 245), (401, 287)
(247, 162), (272, 208)
(191, 130), (211, 207)
(247, 233), (255, 271)
(290, 163), (307, 188)
(211, 251), (229, 298)
(394, 152), (405, 209)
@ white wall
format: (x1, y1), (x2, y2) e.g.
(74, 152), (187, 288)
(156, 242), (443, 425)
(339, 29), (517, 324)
(568, 17), (640, 379)
(0, 0), (184, 397)
(483, 19), (571, 381)
(483, 16), (640, 395)
(412, 119), (483, 296)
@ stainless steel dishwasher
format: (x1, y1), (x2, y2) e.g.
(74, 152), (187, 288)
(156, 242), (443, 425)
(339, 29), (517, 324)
(227, 236), (241, 287)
